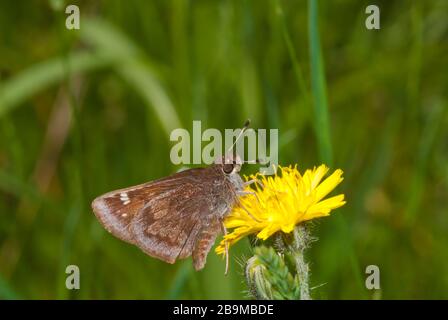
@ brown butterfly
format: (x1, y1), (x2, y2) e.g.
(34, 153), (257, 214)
(91, 121), (255, 273)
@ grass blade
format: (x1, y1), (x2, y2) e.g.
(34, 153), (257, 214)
(308, 0), (365, 296)
(308, 0), (332, 165)
(0, 52), (117, 118)
(81, 19), (182, 136)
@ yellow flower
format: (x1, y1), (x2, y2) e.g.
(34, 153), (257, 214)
(216, 164), (346, 255)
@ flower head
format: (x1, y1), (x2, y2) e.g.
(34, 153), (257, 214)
(216, 164), (346, 255)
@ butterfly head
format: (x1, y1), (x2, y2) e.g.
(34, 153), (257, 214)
(214, 119), (251, 175)
(215, 153), (242, 175)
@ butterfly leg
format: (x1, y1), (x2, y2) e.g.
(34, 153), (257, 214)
(244, 179), (264, 189)
(235, 197), (262, 223)
(238, 190), (256, 196)
(244, 179), (256, 186)
(221, 221), (229, 275)
(229, 185), (261, 223)
(238, 190), (263, 207)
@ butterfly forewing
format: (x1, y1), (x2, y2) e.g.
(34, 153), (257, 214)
(92, 182), (152, 244)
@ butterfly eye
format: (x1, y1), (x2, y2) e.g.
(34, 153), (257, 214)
(222, 163), (234, 174)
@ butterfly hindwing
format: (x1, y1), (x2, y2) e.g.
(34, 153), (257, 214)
(192, 217), (222, 270)
(130, 187), (212, 265)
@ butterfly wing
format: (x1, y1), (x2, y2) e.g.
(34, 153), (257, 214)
(92, 182), (154, 245)
(130, 183), (215, 266)
(92, 166), (233, 269)
(192, 217), (222, 270)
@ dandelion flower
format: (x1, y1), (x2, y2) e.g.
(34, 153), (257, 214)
(216, 164), (346, 255)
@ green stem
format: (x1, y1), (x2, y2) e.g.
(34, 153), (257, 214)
(291, 225), (311, 300)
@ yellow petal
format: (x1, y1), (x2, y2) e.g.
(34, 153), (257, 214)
(307, 194), (346, 215)
(315, 169), (344, 202)
(310, 165), (329, 189)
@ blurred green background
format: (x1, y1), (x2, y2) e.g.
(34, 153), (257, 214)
(1, 0), (447, 299)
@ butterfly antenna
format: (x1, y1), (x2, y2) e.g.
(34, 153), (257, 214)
(227, 119), (251, 154)
(243, 158), (268, 165)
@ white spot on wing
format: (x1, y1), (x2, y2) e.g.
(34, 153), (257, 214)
(119, 192), (131, 205)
